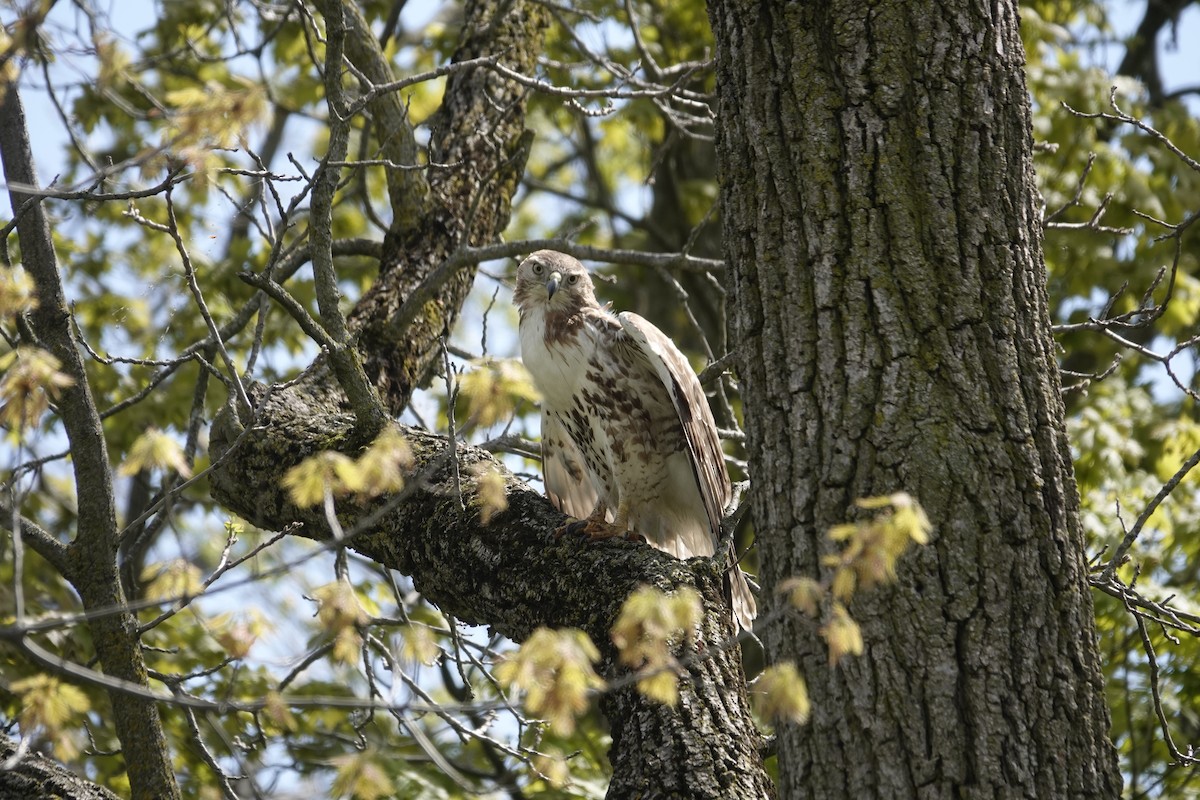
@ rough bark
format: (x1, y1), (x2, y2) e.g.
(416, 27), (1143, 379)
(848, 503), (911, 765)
(0, 735), (122, 800)
(343, 0), (540, 409)
(213, 421), (772, 798)
(707, 1), (1123, 798)
(1, 83), (181, 800)
(208, 0), (773, 796)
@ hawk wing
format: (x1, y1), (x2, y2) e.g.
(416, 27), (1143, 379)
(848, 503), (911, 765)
(540, 410), (603, 520)
(617, 312), (731, 538)
(620, 312), (756, 630)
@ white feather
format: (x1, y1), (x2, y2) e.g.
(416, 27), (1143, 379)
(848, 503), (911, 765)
(518, 304), (592, 409)
(515, 253), (756, 631)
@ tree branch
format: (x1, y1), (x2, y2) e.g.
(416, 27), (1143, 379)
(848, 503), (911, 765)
(0, 80), (181, 800)
(327, 0), (429, 233)
(0, 497), (68, 573)
(209, 414), (772, 797)
(309, 0), (388, 431)
(0, 733), (121, 800)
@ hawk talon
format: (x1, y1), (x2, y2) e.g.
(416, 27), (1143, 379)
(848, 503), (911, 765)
(583, 519), (623, 541)
(553, 519), (592, 539)
(553, 517), (642, 543)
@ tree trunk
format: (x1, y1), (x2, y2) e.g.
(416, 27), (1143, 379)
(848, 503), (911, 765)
(707, 1), (1123, 797)
(207, 0), (774, 796)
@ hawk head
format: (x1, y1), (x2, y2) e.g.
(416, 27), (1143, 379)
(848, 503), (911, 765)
(513, 250), (599, 315)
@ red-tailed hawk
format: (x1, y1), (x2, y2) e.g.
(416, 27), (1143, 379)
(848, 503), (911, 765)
(514, 250), (756, 631)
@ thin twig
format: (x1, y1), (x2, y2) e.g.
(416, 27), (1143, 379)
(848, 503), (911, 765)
(163, 185), (253, 415)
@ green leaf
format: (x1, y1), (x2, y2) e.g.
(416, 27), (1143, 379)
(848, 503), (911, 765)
(754, 662), (811, 725)
(495, 627), (604, 735)
(119, 427), (192, 477)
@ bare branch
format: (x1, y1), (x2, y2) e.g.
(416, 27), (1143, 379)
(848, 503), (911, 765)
(163, 185), (254, 416)
(1063, 87), (1200, 174)
(1101, 442), (1200, 583)
(0, 497), (68, 574)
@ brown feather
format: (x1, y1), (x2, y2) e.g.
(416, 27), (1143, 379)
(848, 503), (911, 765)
(515, 251), (757, 631)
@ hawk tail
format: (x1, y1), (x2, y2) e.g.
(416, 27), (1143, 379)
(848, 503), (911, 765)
(726, 559), (757, 633)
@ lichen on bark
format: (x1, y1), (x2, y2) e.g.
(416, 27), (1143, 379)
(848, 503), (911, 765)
(707, 0), (1122, 797)
(206, 0), (773, 796)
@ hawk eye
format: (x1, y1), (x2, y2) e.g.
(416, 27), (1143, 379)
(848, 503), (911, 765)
(568, 274), (579, 285)
(531, 262), (543, 276)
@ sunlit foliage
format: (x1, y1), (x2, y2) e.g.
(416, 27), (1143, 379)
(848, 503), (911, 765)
(1, 0), (1199, 797)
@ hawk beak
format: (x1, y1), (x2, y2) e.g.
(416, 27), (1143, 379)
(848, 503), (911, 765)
(546, 271), (562, 300)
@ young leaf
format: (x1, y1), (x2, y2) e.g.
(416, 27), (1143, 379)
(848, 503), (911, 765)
(754, 661), (811, 725)
(141, 559), (204, 602)
(821, 603), (864, 666)
(495, 627), (604, 735)
(119, 427), (192, 478)
(533, 749), (572, 789)
(11, 675), (90, 759)
(330, 750), (393, 800)
(354, 428), (412, 497)
(262, 690), (297, 733)
(610, 586), (702, 707)
(470, 461), (509, 524)
(0, 267), (36, 318)
(281, 451), (361, 507)
(456, 357), (541, 429)
(213, 614), (260, 659)
(399, 623), (441, 666)
(0, 347), (74, 431)
(779, 576), (824, 617)
(313, 580), (371, 631)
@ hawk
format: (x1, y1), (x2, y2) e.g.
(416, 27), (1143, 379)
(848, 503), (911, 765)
(514, 250), (756, 631)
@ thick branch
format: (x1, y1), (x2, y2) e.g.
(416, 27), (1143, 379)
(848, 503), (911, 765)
(331, 0), (429, 230)
(0, 734), (121, 800)
(209, 403), (771, 798)
(212, 391), (695, 640)
(346, 0), (546, 411)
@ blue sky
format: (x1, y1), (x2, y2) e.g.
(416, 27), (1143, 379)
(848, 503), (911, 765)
(4, 1), (1198, 792)
(13, 1), (1200, 177)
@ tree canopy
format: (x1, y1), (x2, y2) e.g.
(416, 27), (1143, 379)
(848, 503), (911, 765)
(2, 0), (1199, 797)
